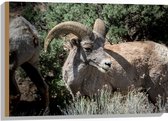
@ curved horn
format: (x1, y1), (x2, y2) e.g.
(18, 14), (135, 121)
(44, 21), (92, 52)
(93, 19), (106, 38)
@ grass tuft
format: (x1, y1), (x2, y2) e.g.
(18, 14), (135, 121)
(64, 85), (167, 115)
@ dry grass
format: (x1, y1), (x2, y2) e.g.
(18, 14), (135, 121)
(64, 85), (167, 115)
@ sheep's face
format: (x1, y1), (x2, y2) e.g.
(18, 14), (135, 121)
(66, 34), (112, 73)
(45, 19), (112, 73)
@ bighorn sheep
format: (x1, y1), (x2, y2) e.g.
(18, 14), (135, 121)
(44, 19), (168, 105)
(10, 16), (49, 114)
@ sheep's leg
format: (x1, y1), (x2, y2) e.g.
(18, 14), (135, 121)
(9, 69), (22, 115)
(21, 62), (49, 115)
(149, 67), (167, 101)
(9, 51), (21, 99)
(9, 70), (21, 99)
(9, 51), (21, 115)
(143, 72), (166, 112)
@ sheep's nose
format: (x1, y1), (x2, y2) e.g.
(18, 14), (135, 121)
(100, 59), (112, 69)
(104, 62), (112, 68)
(98, 58), (112, 73)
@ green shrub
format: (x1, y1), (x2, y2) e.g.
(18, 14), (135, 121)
(102, 4), (168, 44)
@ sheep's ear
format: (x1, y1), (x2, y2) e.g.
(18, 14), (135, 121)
(63, 37), (79, 51)
(93, 18), (106, 38)
(70, 36), (80, 47)
(63, 42), (71, 51)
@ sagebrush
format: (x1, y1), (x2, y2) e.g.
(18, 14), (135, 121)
(64, 86), (167, 115)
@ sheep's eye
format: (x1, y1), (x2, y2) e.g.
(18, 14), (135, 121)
(84, 47), (92, 52)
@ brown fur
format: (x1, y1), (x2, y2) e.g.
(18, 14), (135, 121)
(63, 38), (168, 106)
(45, 19), (168, 108)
